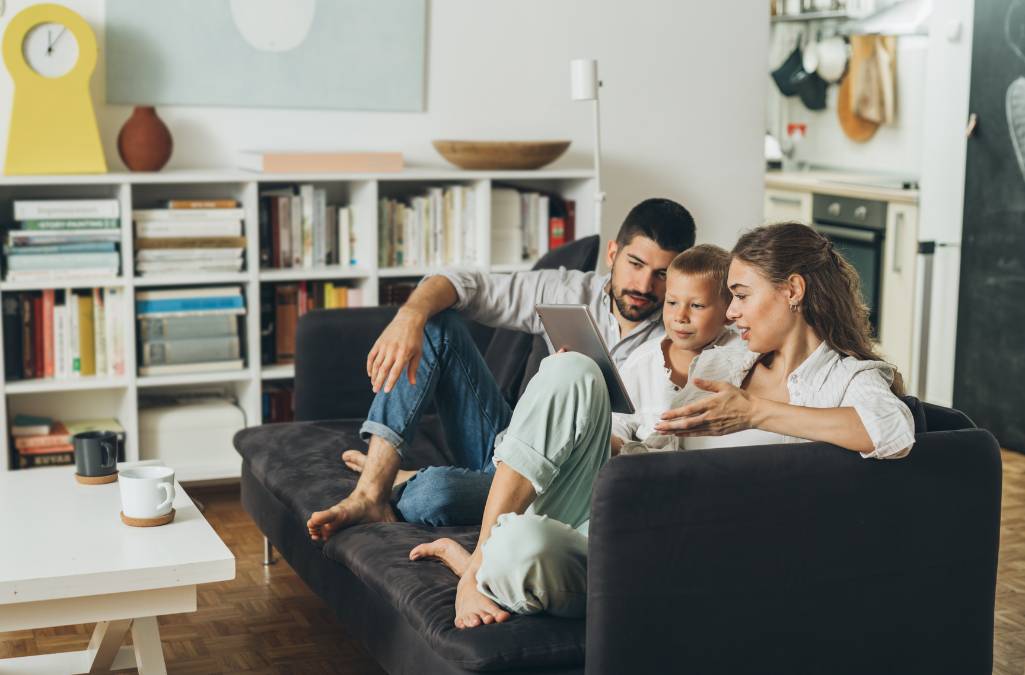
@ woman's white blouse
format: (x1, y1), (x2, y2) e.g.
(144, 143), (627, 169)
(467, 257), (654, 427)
(614, 340), (915, 460)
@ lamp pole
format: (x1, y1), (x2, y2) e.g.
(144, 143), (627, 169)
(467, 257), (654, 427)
(571, 58), (604, 238)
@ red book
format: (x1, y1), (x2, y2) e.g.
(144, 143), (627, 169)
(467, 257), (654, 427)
(41, 289), (55, 378)
(549, 217), (567, 250)
(32, 296), (44, 378)
(17, 442), (75, 456)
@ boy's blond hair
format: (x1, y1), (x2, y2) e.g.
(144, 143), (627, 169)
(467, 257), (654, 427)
(668, 244), (732, 307)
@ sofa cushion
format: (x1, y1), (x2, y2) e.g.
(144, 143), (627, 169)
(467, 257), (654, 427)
(233, 421), (586, 673)
(323, 524), (585, 672)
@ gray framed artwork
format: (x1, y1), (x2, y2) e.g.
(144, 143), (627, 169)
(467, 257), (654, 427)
(105, 0), (426, 111)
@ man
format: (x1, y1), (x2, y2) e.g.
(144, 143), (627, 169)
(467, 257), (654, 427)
(307, 198), (696, 539)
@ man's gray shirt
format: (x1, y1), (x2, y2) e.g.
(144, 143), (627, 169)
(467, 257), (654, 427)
(430, 268), (664, 367)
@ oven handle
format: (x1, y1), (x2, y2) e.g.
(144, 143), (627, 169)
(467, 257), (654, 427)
(814, 223), (881, 244)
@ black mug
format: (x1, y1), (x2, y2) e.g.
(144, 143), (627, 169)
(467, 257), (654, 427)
(74, 431), (119, 477)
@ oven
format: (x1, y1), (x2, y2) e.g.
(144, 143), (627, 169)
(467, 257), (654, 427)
(811, 194), (888, 335)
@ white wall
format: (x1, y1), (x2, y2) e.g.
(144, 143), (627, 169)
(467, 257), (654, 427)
(0, 0), (768, 251)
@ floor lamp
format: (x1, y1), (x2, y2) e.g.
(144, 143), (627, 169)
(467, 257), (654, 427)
(571, 58), (605, 238)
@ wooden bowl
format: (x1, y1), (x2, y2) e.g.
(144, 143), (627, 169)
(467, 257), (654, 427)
(432, 140), (571, 170)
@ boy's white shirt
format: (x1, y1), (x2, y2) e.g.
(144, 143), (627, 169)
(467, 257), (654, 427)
(610, 327), (746, 453)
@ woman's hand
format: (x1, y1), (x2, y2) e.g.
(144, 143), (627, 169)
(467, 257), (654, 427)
(654, 378), (757, 437)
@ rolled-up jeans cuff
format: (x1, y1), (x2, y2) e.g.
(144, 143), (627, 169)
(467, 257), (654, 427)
(359, 420), (407, 460)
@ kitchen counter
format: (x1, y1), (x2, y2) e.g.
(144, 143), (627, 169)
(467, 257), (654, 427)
(765, 169), (920, 204)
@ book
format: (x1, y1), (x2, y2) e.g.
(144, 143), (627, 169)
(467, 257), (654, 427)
(19, 218), (119, 230)
(141, 336), (242, 366)
(135, 248), (243, 262)
(300, 184), (314, 269)
(238, 150), (404, 173)
(6, 252), (121, 271)
(275, 285), (298, 363)
(167, 199), (238, 209)
(107, 288), (126, 376)
(11, 414), (51, 436)
(41, 289), (54, 378)
(6, 230), (122, 245)
(136, 296), (245, 315)
(135, 236), (245, 250)
(21, 296), (33, 378)
(338, 207), (352, 267)
(138, 359), (244, 377)
(32, 295), (43, 378)
(136, 286), (241, 301)
(79, 293), (95, 376)
(133, 208), (245, 221)
(135, 261), (244, 274)
(3, 296), (22, 380)
(14, 199), (119, 220)
(16, 442), (74, 455)
(134, 221), (243, 238)
(54, 303), (67, 378)
(69, 293), (80, 376)
(5, 242), (118, 255)
(93, 288), (107, 376)
(139, 314), (239, 341)
(16, 450), (74, 468)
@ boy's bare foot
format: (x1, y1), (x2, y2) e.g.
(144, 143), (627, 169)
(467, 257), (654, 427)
(409, 537), (472, 576)
(307, 492), (397, 542)
(455, 574), (511, 629)
(341, 449), (416, 486)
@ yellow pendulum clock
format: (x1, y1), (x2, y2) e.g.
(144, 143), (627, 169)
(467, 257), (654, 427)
(3, 3), (107, 174)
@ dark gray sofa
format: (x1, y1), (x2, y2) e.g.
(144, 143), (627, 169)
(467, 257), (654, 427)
(234, 239), (1002, 675)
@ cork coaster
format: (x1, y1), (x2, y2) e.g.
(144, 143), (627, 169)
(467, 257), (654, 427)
(75, 472), (118, 485)
(120, 508), (175, 527)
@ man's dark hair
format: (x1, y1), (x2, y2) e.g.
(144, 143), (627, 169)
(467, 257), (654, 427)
(615, 198), (696, 253)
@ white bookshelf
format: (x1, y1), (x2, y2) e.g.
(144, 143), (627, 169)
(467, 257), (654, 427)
(0, 167), (596, 479)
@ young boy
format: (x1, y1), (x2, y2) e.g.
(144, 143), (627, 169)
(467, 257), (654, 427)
(611, 244), (743, 454)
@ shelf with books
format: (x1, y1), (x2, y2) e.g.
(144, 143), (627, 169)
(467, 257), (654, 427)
(0, 168), (597, 477)
(260, 279), (366, 368)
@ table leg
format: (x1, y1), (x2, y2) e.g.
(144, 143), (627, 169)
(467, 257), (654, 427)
(86, 619), (133, 673)
(130, 616), (167, 675)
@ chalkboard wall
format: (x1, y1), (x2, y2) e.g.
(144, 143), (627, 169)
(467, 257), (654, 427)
(955, 0), (1025, 452)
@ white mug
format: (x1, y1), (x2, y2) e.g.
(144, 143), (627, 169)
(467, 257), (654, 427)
(119, 466), (175, 519)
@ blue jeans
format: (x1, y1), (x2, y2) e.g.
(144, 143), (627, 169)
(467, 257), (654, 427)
(359, 311), (512, 526)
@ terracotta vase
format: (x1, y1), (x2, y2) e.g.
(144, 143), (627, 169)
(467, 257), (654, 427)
(117, 106), (173, 172)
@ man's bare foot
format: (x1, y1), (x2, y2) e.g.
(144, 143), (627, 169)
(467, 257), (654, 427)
(409, 537), (472, 576)
(341, 450), (416, 486)
(455, 574), (511, 629)
(306, 492), (397, 542)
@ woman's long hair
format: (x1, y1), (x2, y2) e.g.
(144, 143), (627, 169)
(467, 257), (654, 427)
(732, 222), (905, 395)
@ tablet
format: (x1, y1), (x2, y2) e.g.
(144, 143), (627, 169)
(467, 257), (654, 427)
(536, 304), (636, 414)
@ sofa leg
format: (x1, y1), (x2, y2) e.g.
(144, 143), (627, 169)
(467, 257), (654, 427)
(263, 536), (276, 565)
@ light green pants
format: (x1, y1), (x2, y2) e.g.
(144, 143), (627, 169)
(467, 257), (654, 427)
(475, 352), (611, 618)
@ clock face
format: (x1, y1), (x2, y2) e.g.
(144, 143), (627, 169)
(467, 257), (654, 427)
(22, 22), (79, 78)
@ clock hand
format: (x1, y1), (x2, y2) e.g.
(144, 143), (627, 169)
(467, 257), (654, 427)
(46, 28), (52, 55)
(48, 27), (67, 54)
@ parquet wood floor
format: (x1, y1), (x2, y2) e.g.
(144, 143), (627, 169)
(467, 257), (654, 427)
(3, 451), (1025, 674)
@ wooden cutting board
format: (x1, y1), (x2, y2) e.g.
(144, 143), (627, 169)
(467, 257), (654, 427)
(838, 34), (880, 143)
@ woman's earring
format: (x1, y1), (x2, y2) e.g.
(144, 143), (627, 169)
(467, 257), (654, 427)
(789, 303), (800, 313)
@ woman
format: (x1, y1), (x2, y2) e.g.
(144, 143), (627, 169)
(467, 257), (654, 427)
(411, 222), (915, 629)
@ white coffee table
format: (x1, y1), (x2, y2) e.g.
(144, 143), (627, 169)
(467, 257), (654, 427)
(0, 464), (235, 674)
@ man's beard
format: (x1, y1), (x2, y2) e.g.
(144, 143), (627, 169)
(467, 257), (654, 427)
(612, 287), (661, 322)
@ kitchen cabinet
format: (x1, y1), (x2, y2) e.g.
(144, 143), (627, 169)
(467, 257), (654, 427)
(763, 188), (812, 224)
(878, 203), (918, 384)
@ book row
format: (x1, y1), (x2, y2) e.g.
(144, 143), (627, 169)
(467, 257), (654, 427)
(2, 288), (127, 381)
(260, 281), (364, 365)
(491, 187), (576, 265)
(259, 187), (358, 269)
(378, 186), (476, 269)
(9, 414), (125, 469)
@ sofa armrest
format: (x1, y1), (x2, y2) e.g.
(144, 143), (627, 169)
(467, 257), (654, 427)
(585, 430), (1001, 675)
(294, 307), (397, 421)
